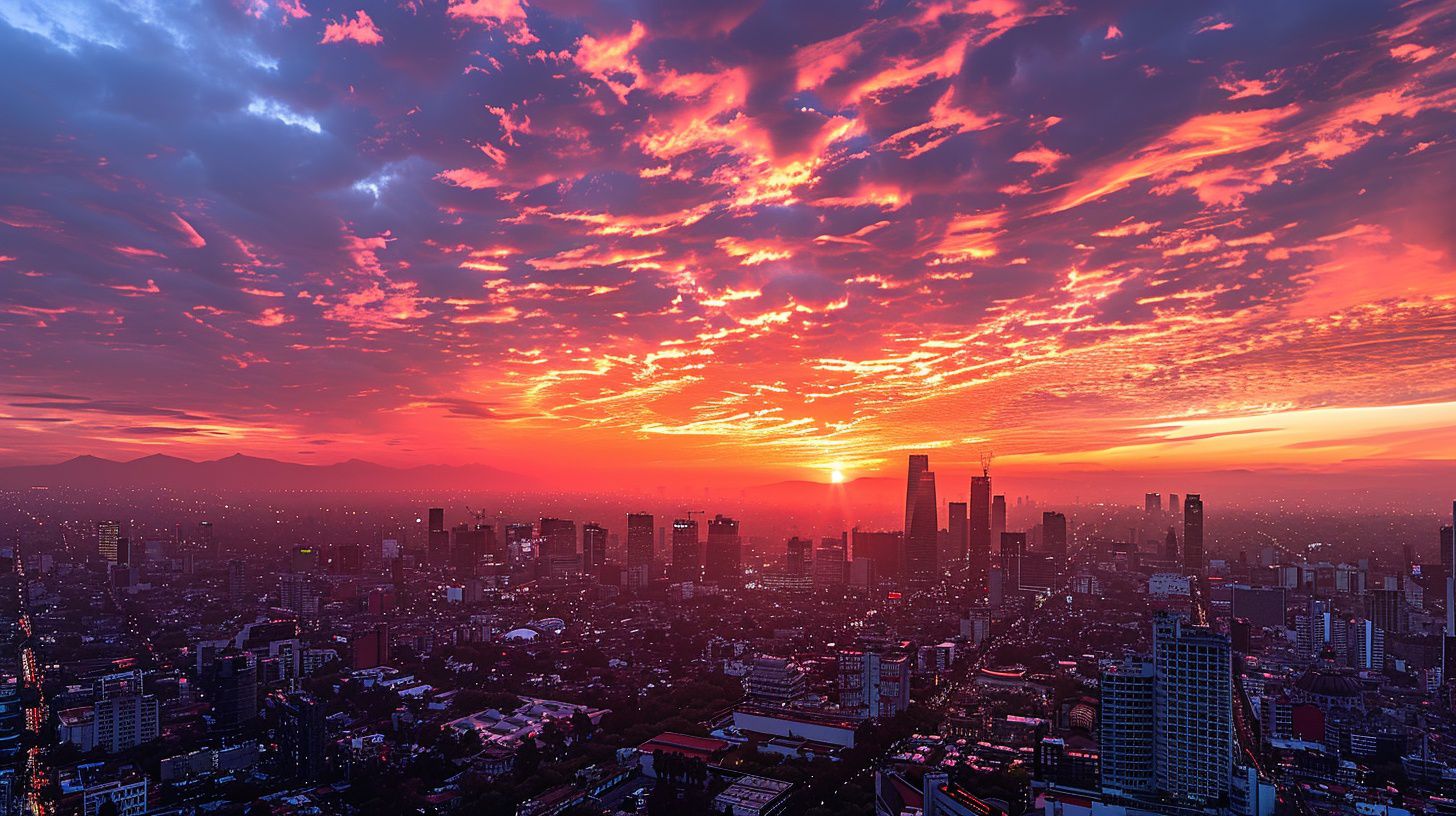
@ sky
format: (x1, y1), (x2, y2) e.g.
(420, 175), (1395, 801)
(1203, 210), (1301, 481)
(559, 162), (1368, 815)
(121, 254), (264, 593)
(1, 0), (1454, 490)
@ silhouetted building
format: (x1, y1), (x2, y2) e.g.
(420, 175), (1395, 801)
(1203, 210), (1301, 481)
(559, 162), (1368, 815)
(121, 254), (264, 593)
(970, 475), (992, 584)
(670, 518), (700, 583)
(852, 529), (901, 579)
(903, 455), (938, 584)
(1183, 494), (1204, 575)
(272, 691), (326, 781)
(626, 513), (654, 569)
(1000, 532), (1026, 592)
(208, 652), (258, 734)
(98, 520), (122, 564)
(991, 495), (1007, 542)
(1043, 511), (1067, 561)
(947, 501), (968, 569)
(582, 523), (607, 572)
(705, 515), (741, 585)
(1145, 493), (1161, 515)
(427, 507), (450, 567)
(785, 536), (812, 577)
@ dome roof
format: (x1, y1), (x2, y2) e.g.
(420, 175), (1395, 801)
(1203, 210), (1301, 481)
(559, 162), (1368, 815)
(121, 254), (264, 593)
(502, 628), (540, 642)
(1294, 668), (1361, 698)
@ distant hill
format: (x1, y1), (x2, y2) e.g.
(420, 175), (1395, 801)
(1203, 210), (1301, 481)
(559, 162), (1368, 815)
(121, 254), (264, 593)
(0, 453), (528, 492)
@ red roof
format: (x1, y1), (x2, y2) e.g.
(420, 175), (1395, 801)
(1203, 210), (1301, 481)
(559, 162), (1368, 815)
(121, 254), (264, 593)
(638, 731), (730, 760)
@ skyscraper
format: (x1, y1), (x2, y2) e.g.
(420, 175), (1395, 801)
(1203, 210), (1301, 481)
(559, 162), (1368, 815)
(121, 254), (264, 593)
(902, 456), (938, 585)
(1099, 658), (1156, 797)
(1042, 511), (1067, 562)
(626, 513), (654, 569)
(538, 518), (577, 562)
(1152, 613), (1232, 803)
(272, 691), (326, 781)
(970, 475), (992, 584)
(1000, 532), (1026, 593)
(197, 520), (216, 559)
(670, 518), (700, 582)
(704, 514), (742, 585)
(991, 495), (1007, 542)
(98, 520), (121, 563)
(582, 523), (607, 572)
(1164, 527), (1179, 562)
(947, 501), (968, 569)
(1144, 492), (1162, 515)
(427, 507), (450, 567)
(1182, 494), (1204, 575)
(785, 536), (812, 577)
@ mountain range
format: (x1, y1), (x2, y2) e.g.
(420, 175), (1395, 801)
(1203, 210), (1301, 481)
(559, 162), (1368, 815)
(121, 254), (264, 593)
(0, 454), (526, 492)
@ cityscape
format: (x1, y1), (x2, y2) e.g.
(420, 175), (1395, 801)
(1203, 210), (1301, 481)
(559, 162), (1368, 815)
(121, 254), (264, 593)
(2, 0), (1456, 816)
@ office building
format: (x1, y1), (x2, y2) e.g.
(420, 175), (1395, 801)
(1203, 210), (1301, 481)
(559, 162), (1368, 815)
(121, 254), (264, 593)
(1043, 511), (1067, 562)
(582, 523), (607, 572)
(999, 532), (1026, 593)
(98, 520), (122, 563)
(208, 651), (258, 733)
(903, 455), (938, 585)
(837, 649), (910, 720)
(1145, 493), (1161, 515)
(272, 691), (326, 781)
(92, 693), (161, 754)
(970, 475), (993, 584)
(626, 513), (655, 570)
(991, 495), (1007, 542)
(852, 529), (901, 579)
(670, 518), (700, 583)
(705, 514), (742, 585)
(1183, 494), (1204, 575)
(947, 501), (968, 569)
(785, 536), (812, 577)
(538, 518), (577, 565)
(1152, 613), (1232, 803)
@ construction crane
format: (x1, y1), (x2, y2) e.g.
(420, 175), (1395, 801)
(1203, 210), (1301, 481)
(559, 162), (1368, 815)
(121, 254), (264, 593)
(979, 449), (994, 477)
(684, 510), (707, 521)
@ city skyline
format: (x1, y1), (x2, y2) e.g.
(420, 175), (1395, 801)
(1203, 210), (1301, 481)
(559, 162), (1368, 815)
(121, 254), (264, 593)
(2, 1), (1455, 489)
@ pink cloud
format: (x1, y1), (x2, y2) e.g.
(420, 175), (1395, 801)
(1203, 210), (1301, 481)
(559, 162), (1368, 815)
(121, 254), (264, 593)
(320, 10), (382, 46)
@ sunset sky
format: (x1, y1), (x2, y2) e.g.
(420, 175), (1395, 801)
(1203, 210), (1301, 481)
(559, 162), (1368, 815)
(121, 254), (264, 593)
(2, 0), (1454, 488)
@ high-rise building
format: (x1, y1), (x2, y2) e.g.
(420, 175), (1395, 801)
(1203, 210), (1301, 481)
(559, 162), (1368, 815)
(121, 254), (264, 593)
(999, 532), (1026, 593)
(1152, 613), (1232, 803)
(991, 495), (1007, 542)
(1182, 494), (1204, 575)
(582, 523), (607, 572)
(947, 502), (968, 569)
(745, 656), (806, 707)
(970, 475), (992, 584)
(903, 456), (938, 585)
(1367, 587), (1405, 634)
(705, 515), (742, 585)
(670, 518), (700, 582)
(1042, 512), (1067, 561)
(851, 529), (901, 579)
(1168, 494), (1180, 516)
(837, 649), (910, 720)
(1099, 658), (1156, 797)
(98, 520), (121, 564)
(92, 694), (160, 754)
(1164, 527), (1179, 562)
(626, 513), (654, 570)
(272, 691), (326, 781)
(427, 508), (450, 567)
(207, 652), (258, 734)
(785, 537), (812, 577)
(1144, 493), (1162, 515)
(1444, 501), (1456, 679)
(538, 518), (577, 565)
(197, 520), (217, 559)
(813, 537), (848, 586)
(227, 559), (246, 606)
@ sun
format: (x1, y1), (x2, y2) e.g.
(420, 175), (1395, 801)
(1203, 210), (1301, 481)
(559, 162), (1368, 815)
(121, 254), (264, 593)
(830, 468), (845, 484)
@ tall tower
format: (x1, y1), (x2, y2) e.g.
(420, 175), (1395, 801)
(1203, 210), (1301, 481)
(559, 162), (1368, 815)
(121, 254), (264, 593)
(1042, 512), (1067, 562)
(582, 523), (607, 572)
(670, 518), (700, 582)
(902, 456), (937, 585)
(1099, 658), (1156, 797)
(991, 495), (1007, 541)
(626, 513), (654, 569)
(97, 520), (122, 564)
(705, 514), (742, 585)
(970, 472), (992, 585)
(1183, 494), (1204, 575)
(1444, 501), (1456, 681)
(947, 502), (968, 569)
(1152, 613), (1232, 802)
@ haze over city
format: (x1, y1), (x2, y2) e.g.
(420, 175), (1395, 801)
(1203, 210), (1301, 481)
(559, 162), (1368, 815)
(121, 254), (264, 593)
(1, 0), (1454, 495)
